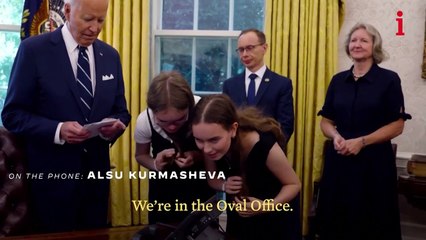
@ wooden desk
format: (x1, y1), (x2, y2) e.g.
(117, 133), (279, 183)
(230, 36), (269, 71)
(3, 226), (145, 240)
(399, 175), (426, 210)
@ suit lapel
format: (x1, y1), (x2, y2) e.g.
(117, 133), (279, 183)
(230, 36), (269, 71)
(255, 68), (272, 105)
(236, 73), (247, 104)
(90, 41), (104, 120)
(51, 28), (88, 119)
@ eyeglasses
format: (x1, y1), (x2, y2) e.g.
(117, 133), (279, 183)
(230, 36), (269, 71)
(155, 112), (189, 127)
(235, 43), (265, 54)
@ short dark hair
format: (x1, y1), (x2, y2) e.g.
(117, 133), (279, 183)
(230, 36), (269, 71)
(239, 28), (266, 44)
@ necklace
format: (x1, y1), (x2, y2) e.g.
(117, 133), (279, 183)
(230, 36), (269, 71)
(352, 69), (365, 79)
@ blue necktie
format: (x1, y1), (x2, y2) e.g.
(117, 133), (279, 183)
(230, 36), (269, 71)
(247, 73), (257, 105)
(77, 46), (93, 121)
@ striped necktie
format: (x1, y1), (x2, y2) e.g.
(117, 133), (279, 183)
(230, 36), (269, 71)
(76, 46), (93, 121)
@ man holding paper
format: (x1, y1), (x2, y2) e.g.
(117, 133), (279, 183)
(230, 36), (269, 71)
(1, 0), (130, 233)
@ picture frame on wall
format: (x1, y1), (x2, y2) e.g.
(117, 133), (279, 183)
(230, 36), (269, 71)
(423, 16), (426, 79)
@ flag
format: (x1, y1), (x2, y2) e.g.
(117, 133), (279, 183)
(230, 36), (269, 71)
(20, 0), (65, 40)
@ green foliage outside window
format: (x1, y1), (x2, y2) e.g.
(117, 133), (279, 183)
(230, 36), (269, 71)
(0, 0), (24, 123)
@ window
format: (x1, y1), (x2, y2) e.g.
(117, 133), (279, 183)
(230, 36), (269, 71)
(153, 0), (265, 94)
(0, 0), (24, 123)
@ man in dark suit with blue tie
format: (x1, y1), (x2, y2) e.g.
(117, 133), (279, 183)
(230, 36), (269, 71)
(1, 0), (130, 233)
(223, 29), (294, 141)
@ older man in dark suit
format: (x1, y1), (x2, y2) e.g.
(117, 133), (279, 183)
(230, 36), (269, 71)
(223, 29), (294, 141)
(2, 0), (130, 233)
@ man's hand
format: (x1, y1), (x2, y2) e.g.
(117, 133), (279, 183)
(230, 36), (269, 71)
(60, 121), (91, 144)
(99, 118), (126, 140)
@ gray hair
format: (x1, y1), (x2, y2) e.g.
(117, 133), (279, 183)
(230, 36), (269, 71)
(344, 22), (388, 64)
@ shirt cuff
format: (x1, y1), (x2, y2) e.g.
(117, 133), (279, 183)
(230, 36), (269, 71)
(54, 122), (66, 145)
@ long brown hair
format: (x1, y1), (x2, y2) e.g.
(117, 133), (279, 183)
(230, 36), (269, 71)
(192, 94), (285, 154)
(237, 107), (286, 148)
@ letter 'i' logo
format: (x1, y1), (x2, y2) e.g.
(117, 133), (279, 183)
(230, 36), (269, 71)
(396, 10), (405, 36)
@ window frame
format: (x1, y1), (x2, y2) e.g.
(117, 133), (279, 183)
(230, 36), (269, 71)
(0, 24), (20, 32)
(151, 0), (255, 95)
(0, 23), (21, 125)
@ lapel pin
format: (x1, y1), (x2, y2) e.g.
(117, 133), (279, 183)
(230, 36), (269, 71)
(100, 52), (103, 56)
(264, 78), (270, 82)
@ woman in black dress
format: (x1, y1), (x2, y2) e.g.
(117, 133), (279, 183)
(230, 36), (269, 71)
(191, 94), (301, 239)
(134, 71), (212, 224)
(317, 23), (411, 240)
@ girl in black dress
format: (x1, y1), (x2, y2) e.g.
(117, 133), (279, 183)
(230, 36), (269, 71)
(191, 94), (301, 239)
(318, 23), (411, 240)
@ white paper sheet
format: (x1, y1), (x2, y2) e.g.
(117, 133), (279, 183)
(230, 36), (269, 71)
(83, 119), (116, 138)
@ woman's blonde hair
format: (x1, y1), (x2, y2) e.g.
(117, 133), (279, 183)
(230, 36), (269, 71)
(344, 22), (388, 64)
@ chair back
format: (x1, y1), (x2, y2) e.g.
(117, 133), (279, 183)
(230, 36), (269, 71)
(0, 127), (28, 236)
